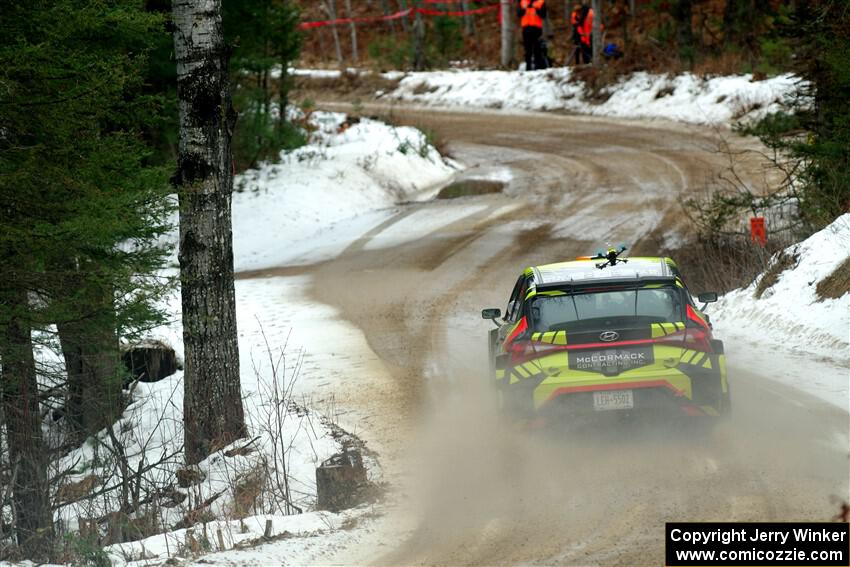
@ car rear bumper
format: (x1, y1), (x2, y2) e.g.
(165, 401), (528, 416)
(539, 381), (719, 417)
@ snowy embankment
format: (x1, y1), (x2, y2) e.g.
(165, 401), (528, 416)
(711, 215), (850, 410)
(381, 68), (799, 126)
(45, 112), (456, 566)
(233, 111), (456, 271)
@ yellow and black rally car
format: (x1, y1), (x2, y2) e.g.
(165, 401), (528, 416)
(482, 250), (729, 422)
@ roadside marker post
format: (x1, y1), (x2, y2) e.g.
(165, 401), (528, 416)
(750, 217), (766, 246)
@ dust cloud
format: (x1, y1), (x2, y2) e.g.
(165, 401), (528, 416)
(374, 334), (849, 566)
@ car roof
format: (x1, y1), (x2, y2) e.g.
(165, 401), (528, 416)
(530, 257), (677, 286)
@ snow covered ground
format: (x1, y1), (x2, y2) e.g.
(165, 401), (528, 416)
(711, 214), (850, 410)
(232, 111), (457, 271)
(382, 68), (800, 126)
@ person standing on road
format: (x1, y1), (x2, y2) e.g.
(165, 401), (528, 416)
(518, 0), (548, 71)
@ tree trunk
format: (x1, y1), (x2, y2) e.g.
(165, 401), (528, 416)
(379, 0), (397, 37)
(500, 0), (513, 68)
(412, 0), (425, 70)
(673, 0), (695, 67)
(723, 0), (739, 44)
(344, 0), (358, 63)
(591, 0), (602, 66)
(171, 0), (247, 466)
(0, 285), (53, 559)
(398, 0), (409, 33)
(56, 278), (121, 438)
(325, 0), (344, 65)
(461, 0), (476, 37)
(277, 65), (290, 133)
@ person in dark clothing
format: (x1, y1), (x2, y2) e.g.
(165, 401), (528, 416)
(569, 3), (584, 65)
(576, 4), (600, 64)
(518, 0), (548, 70)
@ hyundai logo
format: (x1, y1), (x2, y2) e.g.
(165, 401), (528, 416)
(599, 331), (620, 342)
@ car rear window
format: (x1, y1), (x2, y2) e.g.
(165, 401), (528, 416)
(529, 287), (684, 332)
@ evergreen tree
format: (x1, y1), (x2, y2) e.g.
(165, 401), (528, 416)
(745, 0), (850, 227)
(0, 0), (173, 553)
(223, 0), (304, 170)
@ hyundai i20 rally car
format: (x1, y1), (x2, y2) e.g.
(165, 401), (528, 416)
(482, 254), (730, 422)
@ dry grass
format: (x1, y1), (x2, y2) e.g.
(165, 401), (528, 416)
(754, 251), (798, 299)
(663, 236), (784, 294)
(55, 474), (101, 504)
(412, 81), (439, 95)
(816, 257), (850, 300)
(292, 71), (400, 100)
(692, 50), (750, 77)
(231, 465), (267, 519)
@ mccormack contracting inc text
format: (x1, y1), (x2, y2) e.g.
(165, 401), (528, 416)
(665, 522), (850, 566)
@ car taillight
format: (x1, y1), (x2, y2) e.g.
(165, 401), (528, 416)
(683, 328), (712, 352)
(508, 340), (563, 363)
(657, 328), (712, 353)
(504, 317), (533, 363)
(686, 304), (709, 330)
(684, 304), (713, 352)
(505, 316), (528, 345)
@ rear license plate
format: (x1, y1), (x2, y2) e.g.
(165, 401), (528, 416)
(593, 389), (634, 411)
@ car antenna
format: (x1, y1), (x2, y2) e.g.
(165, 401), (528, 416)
(594, 244), (628, 269)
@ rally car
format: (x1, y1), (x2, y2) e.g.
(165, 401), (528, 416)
(481, 250), (730, 422)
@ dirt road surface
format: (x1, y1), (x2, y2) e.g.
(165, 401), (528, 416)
(240, 107), (849, 566)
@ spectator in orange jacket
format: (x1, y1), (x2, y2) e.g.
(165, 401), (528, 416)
(575, 3), (602, 64)
(518, 0), (548, 70)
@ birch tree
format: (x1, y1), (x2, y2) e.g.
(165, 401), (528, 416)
(171, 0), (247, 465)
(344, 0), (358, 63)
(323, 0), (344, 65)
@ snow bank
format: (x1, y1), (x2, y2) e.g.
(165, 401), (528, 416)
(711, 215), (850, 409)
(53, 277), (346, 548)
(232, 111), (457, 271)
(384, 68), (800, 126)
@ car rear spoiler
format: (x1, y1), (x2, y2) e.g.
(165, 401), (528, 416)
(534, 276), (679, 293)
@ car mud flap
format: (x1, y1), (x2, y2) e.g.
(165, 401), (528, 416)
(502, 362), (549, 417)
(676, 354), (723, 408)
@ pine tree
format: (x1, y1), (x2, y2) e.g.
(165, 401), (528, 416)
(223, 0), (304, 170)
(745, 0), (850, 228)
(172, 0), (248, 465)
(0, 0), (173, 555)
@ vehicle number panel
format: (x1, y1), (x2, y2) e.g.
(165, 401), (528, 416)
(593, 389), (634, 411)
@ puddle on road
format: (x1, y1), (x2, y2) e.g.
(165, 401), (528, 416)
(436, 179), (505, 199)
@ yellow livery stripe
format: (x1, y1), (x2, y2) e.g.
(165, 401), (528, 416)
(553, 330), (568, 345)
